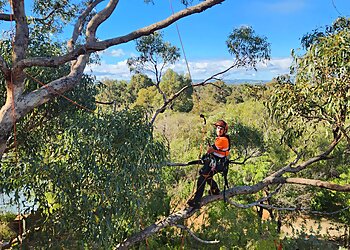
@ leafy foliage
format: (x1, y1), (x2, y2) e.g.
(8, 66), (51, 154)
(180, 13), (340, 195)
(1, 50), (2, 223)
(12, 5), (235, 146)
(127, 32), (180, 84)
(1, 109), (169, 248)
(226, 26), (271, 69)
(268, 20), (350, 132)
(159, 69), (193, 112)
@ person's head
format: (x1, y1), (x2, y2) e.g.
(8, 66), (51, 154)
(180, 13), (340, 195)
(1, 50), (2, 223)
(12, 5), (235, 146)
(213, 119), (228, 136)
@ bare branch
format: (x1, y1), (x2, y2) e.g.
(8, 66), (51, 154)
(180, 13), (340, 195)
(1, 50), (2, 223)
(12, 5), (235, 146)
(0, 13), (14, 21)
(12, 0), (29, 65)
(175, 224), (220, 244)
(263, 133), (342, 183)
(254, 204), (350, 216)
(85, 0), (119, 42)
(226, 184), (283, 209)
(284, 177), (350, 192)
(30, 10), (56, 24)
(150, 60), (240, 124)
(115, 207), (197, 249)
(95, 100), (115, 105)
(68, 0), (104, 51)
(16, 0), (225, 69)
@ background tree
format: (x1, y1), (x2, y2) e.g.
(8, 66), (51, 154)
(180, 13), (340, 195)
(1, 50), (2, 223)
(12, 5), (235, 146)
(96, 79), (131, 112)
(127, 32), (181, 86)
(128, 74), (154, 103)
(266, 17), (350, 227)
(159, 69), (193, 112)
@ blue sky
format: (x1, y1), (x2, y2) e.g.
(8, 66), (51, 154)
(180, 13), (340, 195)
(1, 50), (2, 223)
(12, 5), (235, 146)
(85, 0), (350, 81)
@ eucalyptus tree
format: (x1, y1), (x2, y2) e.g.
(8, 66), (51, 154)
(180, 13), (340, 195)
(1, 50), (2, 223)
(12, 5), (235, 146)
(127, 32), (183, 122)
(0, 0), (225, 159)
(265, 17), (350, 216)
(115, 19), (350, 249)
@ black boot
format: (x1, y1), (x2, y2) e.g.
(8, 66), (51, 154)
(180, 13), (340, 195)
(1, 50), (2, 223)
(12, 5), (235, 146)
(187, 199), (201, 209)
(208, 188), (220, 195)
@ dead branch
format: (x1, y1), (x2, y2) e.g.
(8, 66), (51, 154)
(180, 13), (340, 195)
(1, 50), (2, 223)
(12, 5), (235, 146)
(284, 177), (350, 192)
(175, 224), (220, 244)
(150, 60), (240, 124)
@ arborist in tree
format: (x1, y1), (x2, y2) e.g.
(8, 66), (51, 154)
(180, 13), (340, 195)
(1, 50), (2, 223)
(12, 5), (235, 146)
(187, 119), (231, 209)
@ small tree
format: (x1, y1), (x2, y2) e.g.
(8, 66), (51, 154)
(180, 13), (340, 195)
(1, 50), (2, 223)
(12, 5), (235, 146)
(127, 32), (181, 85)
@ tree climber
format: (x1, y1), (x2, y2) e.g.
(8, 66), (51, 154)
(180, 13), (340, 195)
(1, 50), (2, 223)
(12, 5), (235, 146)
(187, 119), (230, 209)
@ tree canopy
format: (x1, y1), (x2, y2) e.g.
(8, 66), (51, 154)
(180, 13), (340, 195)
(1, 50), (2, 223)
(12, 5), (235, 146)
(1, 1), (350, 249)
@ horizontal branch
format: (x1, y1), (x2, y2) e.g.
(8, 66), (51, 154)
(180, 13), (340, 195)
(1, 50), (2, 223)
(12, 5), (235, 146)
(254, 204), (350, 216)
(16, 0), (225, 69)
(119, 133), (347, 248)
(284, 177), (350, 192)
(0, 13), (13, 21)
(95, 100), (115, 105)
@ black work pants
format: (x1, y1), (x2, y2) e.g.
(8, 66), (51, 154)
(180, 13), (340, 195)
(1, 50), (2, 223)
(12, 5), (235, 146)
(192, 163), (219, 203)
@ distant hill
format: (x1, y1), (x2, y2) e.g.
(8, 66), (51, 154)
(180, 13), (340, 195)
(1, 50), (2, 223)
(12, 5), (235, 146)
(192, 79), (270, 85)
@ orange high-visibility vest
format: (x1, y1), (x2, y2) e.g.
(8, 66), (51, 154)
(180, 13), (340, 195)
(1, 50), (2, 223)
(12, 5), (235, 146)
(213, 136), (230, 158)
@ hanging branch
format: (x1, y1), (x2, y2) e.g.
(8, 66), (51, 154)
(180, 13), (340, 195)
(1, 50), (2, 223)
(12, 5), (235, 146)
(175, 224), (220, 244)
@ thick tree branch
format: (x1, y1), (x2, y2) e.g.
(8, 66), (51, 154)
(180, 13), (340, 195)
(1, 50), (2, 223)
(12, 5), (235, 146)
(0, 55), (11, 78)
(227, 184), (283, 208)
(264, 132), (342, 182)
(116, 207), (197, 249)
(16, 0), (225, 69)
(86, 0), (119, 42)
(68, 0), (104, 51)
(284, 177), (350, 192)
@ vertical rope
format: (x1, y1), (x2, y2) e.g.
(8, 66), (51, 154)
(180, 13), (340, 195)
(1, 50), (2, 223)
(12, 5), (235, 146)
(168, 0), (192, 82)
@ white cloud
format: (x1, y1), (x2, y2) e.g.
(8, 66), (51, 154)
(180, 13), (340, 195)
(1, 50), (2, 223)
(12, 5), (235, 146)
(172, 57), (292, 81)
(261, 0), (305, 14)
(85, 57), (293, 82)
(85, 60), (132, 80)
(110, 49), (125, 57)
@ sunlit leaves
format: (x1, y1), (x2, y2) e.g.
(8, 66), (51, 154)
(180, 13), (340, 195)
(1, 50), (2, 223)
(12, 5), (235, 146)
(159, 69), (193, 112)
(226, 26), (271, 70)
(268, 21), (350, 133)
(127, 32), (180, 83)
(1, 109), (168, 247)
